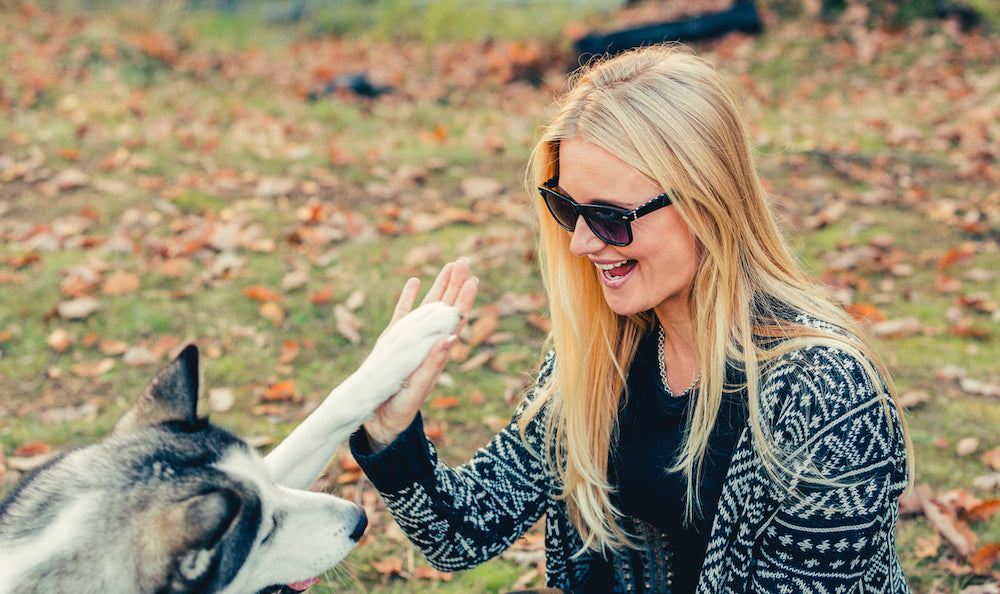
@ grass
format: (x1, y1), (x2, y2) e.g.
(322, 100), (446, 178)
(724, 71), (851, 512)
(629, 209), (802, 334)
(1, 1), (999, 592)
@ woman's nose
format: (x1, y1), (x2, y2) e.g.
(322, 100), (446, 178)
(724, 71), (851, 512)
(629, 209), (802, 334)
(568, 216), (606, 257)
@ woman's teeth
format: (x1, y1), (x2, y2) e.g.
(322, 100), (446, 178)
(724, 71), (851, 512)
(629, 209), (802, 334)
(595, 260), (633, 279)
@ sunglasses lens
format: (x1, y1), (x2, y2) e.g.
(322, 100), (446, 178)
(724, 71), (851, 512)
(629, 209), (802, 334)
(542, 189), (578, 231)
(586, 209), (630, 246)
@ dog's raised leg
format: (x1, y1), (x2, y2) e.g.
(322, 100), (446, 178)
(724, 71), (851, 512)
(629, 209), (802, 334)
(264, 302), (460, 490)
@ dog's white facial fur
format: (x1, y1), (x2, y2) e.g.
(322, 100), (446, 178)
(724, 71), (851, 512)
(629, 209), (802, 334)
(0, 302), (461, 594)
(214, 449), (365, 593)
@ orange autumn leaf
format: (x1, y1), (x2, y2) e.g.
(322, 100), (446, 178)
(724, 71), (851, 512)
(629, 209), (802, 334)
(938, 247), (975, 270)
(14, 440), (51, 457)
(970, 543), (1000, 574)
(58, 147), (81, 161)
(259, 302), (285, 324)
(340, 451), (361, 472)
(336, 470), (363, 484)
(845, 303), (887, 323)
(244, 284), (283, 303)
(311, 286), (334, 305)
(467, 314), (498, 347)
(424, 422), (445, 441)
(263, 380), (296, 402)
(921, 497), (977, 558)
(431, 396), (460, 409)
(279, 340), (300, 364)
(963, 499), (1000, 523)
(124, 32), (179, 66)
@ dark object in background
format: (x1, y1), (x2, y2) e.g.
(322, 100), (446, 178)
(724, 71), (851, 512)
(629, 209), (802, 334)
(310, 73), (396, 101)
(574, 1), (762, 60)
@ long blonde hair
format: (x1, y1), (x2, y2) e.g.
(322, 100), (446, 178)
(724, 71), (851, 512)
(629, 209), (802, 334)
(520, 45), (911, 554)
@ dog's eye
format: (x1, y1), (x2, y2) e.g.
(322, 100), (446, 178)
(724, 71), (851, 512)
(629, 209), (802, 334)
(261, 512), (281, 545)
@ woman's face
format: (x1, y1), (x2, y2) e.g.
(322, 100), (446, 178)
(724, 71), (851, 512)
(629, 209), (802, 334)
(558, 138), (699, 319)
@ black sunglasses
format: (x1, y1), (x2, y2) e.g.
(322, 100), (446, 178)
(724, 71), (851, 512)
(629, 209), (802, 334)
(538, 177), (675, 246)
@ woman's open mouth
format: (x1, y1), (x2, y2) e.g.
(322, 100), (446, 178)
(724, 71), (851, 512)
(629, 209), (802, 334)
(594, 259), (637, 286)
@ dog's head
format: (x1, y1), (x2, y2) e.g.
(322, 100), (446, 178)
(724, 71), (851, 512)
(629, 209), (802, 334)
(0, 345), (365, 594)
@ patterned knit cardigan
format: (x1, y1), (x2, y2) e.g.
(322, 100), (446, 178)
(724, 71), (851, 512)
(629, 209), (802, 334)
(351, 343), (911, 593)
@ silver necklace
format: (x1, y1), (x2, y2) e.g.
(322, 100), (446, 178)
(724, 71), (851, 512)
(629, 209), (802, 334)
(657, 325), (700, 398)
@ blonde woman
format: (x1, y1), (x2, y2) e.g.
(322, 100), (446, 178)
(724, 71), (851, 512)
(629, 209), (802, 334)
(351, 46), (911, 593)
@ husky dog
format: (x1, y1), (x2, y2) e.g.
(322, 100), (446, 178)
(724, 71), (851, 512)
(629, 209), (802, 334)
(0, 302), (460, 594)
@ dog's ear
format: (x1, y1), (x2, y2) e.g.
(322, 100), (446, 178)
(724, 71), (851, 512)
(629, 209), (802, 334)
(158, 489), (247, 593)
(114, 343), (200, 434)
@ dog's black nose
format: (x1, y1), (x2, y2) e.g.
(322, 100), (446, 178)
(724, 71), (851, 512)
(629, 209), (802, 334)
(349, 511), (368, 541)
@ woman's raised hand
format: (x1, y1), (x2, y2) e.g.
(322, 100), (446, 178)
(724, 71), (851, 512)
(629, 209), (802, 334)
(363, 257), (478, 450)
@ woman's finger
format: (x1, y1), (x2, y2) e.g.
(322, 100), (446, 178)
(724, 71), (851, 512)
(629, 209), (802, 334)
(452, 275), (478, 335)
(389, 277), (421, 327)
(420, 261), (455, 305)
(439, 257), (470, 306)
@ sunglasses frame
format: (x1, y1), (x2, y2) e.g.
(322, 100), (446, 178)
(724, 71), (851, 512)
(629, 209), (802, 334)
(538, 177), (675, 246)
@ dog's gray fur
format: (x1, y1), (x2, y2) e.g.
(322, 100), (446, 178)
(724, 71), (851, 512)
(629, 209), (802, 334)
(0, 302), (460, 594)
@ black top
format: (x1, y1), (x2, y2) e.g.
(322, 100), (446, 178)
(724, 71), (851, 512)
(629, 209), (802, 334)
(611, 327), (748, 593)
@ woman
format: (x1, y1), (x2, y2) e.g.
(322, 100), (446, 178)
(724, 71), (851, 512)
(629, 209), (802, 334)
(350, 45), (912, 593)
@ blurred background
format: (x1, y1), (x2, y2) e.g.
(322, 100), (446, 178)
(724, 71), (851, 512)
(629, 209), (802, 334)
(0, 0), (998, 591)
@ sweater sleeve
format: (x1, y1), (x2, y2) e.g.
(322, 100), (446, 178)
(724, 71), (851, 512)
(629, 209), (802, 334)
(748, 346), (910, 593)
(350, 352), (557, 572)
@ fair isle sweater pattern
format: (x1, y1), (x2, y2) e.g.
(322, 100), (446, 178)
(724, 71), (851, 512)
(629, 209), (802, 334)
(352, 343), (910, 593)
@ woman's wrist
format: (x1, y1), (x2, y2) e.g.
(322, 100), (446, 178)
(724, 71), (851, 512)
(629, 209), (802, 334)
(363, 422), (397, 453)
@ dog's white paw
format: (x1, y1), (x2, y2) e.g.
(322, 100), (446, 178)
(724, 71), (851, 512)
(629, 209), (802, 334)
(361, 302), (460, 393)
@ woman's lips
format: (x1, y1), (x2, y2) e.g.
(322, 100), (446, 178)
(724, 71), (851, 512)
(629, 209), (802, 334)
(594, 259), (637, 286)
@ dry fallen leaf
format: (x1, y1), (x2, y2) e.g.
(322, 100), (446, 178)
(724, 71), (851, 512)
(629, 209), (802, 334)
(963, 499), (1000, 524)
(244, 284), (283, 303)
(973, 473), (1000, 492)
(311, 286), (335, 305)
(898, 391), (930, 409)
(467, 314), (498, 347)
(430, 396), (460, 409)
(101, 270), (141, 295)
(72, 358), (115, 377)
(262, 380), (296, 402)
(46, 328), (73, 352)
(983, 447), (1000, 472)
(922, 496), (977, 558)
(56, 296), (101, 320)
(259, 302), (285, 324)
(343, 289), (366, 311)
(340, 451), (361, 472)
(334, 304), (363, 345)
(279, 340), (300, 365)
(98, 338), (129, 356)
(124, 346), (160, 367)
(957, 437), (981, 457)
(14, 440), (51, 457)
(413, 566), (453, 581)
(870, 317), (921, 338)
(526, 313), (551, 333)
(369, 557), (404, 576)
(209, 388), (235, 413)
(970, 543), (1000, 575)
(914, 533), (941, 559)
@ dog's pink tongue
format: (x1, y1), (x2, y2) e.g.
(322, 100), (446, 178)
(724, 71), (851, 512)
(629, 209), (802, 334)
(287, 577), (320, 591)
